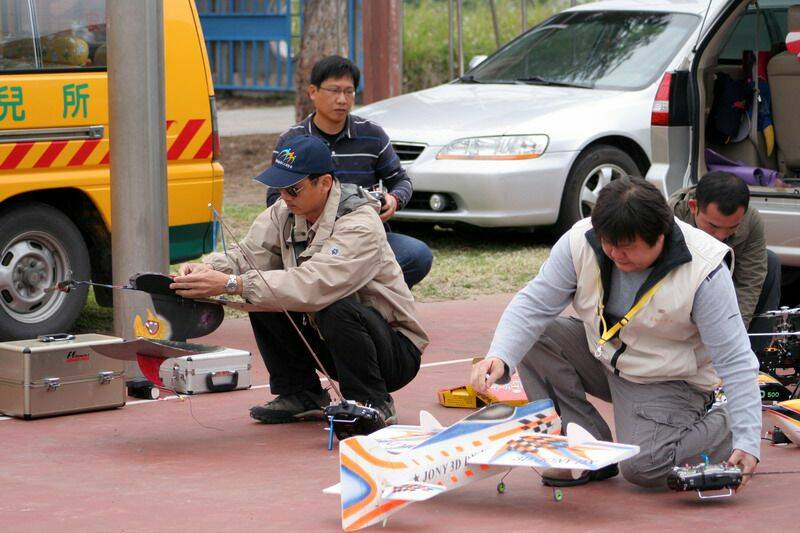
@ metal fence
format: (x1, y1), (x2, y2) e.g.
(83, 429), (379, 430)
(197, 0), (362, 92)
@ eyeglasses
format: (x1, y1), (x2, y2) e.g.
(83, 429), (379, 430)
(279, 182), (306, 197)
(319, 86), (356, 98)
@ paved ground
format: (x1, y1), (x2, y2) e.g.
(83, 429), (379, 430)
(216, 104), (363, 137)
(218, 105), (294, 137)
(1, 293), (798, 532)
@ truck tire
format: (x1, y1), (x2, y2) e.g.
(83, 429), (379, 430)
(0, 203), (90, 340)
(554, 145), (640, 237)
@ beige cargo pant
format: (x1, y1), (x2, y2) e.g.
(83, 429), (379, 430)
(517, 316), (732, 488)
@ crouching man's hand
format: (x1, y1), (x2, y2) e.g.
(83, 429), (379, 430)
(177, 262), (213, 276)
(470, 357), (506, 395)
(170, 269), (232, 298)
(728, 449), (758, 491)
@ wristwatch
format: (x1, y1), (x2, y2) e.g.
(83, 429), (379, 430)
(224, 274), (238, 294)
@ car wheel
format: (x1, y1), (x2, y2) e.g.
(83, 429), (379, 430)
(0, 203), (90, 340)
(554, 145), (640, 237)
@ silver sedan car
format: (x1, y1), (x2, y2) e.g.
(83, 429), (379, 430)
(358, 1), (705, 234)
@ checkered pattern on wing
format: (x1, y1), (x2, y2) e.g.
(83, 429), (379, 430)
(506, 434), (562, 454)
(518, 416), (556, 434)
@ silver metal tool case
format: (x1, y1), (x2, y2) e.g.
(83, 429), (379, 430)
(0, 333), (125, 419)
(159, 345), (252, 395)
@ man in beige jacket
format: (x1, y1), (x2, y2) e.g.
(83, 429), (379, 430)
(171, 135), (428, 425)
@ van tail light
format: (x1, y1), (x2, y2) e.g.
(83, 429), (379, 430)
(651, 72), (672, 126)
(209, 95), (221, 160)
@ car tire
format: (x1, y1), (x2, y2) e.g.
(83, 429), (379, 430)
(0, 203), (90, 340)
(554, 145), (640, 237)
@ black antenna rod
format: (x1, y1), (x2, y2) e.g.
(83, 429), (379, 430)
(693, 0), (716, 54)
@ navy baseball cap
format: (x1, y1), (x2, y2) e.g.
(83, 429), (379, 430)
(254, 135), (335, 188)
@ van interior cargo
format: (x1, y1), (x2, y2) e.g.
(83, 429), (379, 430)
(699, 3), (800, 188)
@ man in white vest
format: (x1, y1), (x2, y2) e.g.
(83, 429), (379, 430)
(470, 176), (761, 489)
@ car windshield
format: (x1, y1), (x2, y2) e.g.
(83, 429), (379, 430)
(466, 10), (699, 91)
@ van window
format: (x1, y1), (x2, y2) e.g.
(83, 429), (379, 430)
(0, 0), (106, 72)
(719, 1), (796, 62)
(467, 11), (699, 91)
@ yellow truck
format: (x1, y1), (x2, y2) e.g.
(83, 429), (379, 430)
(0, 0), (223, 339)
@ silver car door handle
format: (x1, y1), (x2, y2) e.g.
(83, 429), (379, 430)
(0, 125), (104, 144)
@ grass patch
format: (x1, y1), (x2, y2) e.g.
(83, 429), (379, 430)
(215, 205), (552, 302)
(219, 203), (267, 240)
(404, 226), (550, 300)
(74, 202), (553, 333)
(214, 204), (552, 301)
(73, 289), (114, 335)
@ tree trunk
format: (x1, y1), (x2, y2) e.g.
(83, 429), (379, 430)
(361, 0), (403, 105)
(294, 0), (349, 122)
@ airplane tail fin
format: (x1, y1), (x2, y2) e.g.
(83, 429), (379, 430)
(339, 435), (414, 531)
(419, 410), (444, 432)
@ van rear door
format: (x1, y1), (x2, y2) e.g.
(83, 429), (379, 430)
(689, 0), (800, 266)
(646, 0), (746, 198)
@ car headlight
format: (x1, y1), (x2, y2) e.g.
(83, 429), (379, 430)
(436, 135), (548, 160)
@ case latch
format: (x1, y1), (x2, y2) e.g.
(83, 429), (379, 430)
(44, 377), (61, 391)
(171, 364), (185, 383)
(98, 371), (114, 385)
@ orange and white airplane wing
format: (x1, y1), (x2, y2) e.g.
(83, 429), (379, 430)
(468, 422), (639, 471)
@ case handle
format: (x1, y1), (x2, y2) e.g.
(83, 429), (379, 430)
(37, 333), (76, 343)
(206, 370), (239, 392)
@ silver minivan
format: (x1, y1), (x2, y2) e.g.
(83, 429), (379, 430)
(647, 0), (800, 266)
(359, 1), (708, 234)
(361, 0), (799, 256)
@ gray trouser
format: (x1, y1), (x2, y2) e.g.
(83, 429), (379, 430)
(517, 316), (732, 488)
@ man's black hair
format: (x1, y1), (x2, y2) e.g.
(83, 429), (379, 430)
(307, 172), (335, 182)
(310, 55), (360, 88)
(695, 171), (749, 215)
(591, 176), (673, 247)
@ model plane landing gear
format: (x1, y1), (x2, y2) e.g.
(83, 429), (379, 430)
(495, 469), (563, 500)
(497, 469), (512, 494)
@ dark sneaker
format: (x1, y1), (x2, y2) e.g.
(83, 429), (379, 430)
(372, 395), (398, 426)
(250, 389), (331, 424)
(542, 463), (619, 487)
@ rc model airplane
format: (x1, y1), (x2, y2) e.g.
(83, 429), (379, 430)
(323, 399), (640, 531)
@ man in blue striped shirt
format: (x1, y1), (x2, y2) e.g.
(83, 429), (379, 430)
(267, 55), (433, 288)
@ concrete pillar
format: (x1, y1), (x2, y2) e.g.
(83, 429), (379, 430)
(106, 0), (169, 377)
(361, 0), (403, 104)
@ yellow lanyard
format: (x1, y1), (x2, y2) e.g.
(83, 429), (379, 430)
(595, 277), (665, 358)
